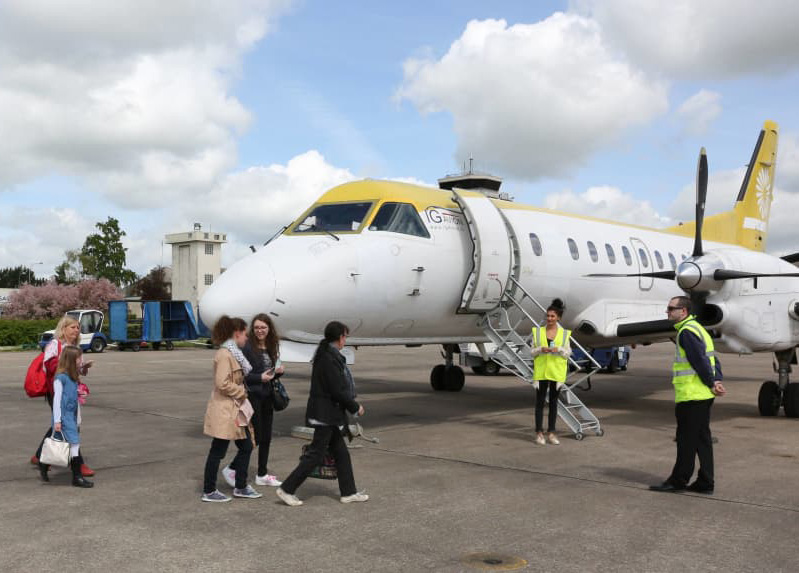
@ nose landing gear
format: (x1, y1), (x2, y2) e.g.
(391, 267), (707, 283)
(430, 344), (465, 392)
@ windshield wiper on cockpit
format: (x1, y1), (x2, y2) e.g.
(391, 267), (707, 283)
(263, 225), (288, 247)
(309, 223), (340, 241)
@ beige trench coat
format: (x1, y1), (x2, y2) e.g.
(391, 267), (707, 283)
(203, 348), (253, 441)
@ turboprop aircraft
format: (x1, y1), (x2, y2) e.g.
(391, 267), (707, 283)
(200, 120), (799, 418)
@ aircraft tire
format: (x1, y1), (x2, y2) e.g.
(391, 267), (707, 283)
(444, 366), (465, 392)
(783, 383), (799, 418)
(758, 381), (781, 416)
(430, 365), (447, 391)
(471, 365), (486, 375)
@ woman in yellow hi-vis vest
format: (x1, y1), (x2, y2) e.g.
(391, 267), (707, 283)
(531, 299), (571, 446)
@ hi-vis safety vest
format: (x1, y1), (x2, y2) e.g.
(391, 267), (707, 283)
(672, 315), (716, 403)
(532, 326), (570, 384)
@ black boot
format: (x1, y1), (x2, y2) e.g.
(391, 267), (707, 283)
(71, 456), (93, 488)
(38, 462), (50, 482)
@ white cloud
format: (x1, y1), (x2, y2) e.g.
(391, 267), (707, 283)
(396, 16), (668, 180)
(577, 0), (799, 79)
(544, 185), (672, 227)
(676, 90), (721, 136)
(0, 1), (292, 202)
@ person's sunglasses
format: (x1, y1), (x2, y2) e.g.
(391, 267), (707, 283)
(666, 306), (683, 311)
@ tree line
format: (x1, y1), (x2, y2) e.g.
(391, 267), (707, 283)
(1, 217), (170, 319)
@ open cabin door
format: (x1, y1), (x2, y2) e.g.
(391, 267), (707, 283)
(451, 190), (513, 313)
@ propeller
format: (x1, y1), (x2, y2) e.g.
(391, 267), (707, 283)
(693, 148), (708, 257)
(714, 269), (799, 280)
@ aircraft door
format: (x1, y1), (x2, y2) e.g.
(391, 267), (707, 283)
(629, 237), (654, 291)
(451, 190), (513, 313)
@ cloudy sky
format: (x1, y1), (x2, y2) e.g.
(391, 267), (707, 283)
(1, 0), (798, 280)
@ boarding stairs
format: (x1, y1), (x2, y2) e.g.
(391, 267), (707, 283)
(451, 189), (603, 440)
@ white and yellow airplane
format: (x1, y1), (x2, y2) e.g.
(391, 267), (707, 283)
(200, 120), (799, 417)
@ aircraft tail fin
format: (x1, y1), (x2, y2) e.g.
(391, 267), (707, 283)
(731, 120), (778, 251)
(666, 120), (778, 252)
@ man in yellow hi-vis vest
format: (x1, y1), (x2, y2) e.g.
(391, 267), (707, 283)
(650, 296), (725, 494)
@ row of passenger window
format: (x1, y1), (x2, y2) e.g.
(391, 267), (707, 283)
(528, 233), (687, 270)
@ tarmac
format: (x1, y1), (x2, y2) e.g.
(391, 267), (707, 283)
(1, 342), (797, 572)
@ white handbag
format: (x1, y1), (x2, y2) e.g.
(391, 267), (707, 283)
(40, 432), (70, 467)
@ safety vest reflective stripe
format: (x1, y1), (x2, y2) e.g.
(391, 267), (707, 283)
(672, 316), (715, 403)
(532, 326), (570, 383)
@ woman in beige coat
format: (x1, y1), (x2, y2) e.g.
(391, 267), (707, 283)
(201, 316), (260, 502)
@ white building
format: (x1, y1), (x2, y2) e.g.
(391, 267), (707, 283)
(164, 224), (226, 320)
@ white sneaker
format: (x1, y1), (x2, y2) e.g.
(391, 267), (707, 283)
(256, 474), (282, 487)
(535, 434), (546, 446)
(340, 492), (369, 504)
(547, 433), (560, 445)
(276, 487), (303, 507)
(221, 465), (236, 488)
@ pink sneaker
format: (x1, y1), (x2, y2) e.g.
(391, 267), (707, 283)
(255, 474), (282, 487)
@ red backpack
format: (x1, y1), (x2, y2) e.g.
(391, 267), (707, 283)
(24, 341), (60, 398)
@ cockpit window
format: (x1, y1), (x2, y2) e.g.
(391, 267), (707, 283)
(369, 202), (430, 238)
(293, 202), (373, 233)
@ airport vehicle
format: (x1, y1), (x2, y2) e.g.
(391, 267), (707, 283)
(39, 309), (108, 353)
(109, 300), (199, 351)
(570, 346), (630, 373)
(200, 121), (799, 418)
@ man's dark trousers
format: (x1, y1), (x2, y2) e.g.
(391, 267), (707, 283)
(670, 398), (714, 487)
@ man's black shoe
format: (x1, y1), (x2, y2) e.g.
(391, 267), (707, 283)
(649, 481), (686, 492)
(686, 482), (714, 494)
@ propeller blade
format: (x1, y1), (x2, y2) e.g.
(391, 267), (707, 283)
(693, 148), (708, 257)
(585, 271), (677, 279)
(714, 269), (799, 280)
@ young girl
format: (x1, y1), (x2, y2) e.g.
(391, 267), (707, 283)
(40, 345), (94, 487)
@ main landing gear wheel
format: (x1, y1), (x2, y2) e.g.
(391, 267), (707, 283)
(758, 381), (781, 416)
(430, 365), (465, 391)
(431, 365), (447, 391)
(444, 366), (465, 391)
(784, 383), (799, 418)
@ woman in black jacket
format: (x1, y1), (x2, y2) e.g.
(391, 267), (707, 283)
(276, 321), (368, 506)
(221, 314), (284, 489)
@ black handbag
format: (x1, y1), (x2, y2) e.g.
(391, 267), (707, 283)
(271, 376), (290, 411)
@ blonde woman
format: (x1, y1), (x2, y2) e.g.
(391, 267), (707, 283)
(33, 316), (95, 477)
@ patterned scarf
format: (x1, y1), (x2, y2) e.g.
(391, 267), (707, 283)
(223, 339), (252, 376)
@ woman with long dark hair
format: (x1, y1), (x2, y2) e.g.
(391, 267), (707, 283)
(276, 321), (368, 506)
(201, 316), (260, 502)
(221, 313), (284, 488)
(531, 299), (571, 446)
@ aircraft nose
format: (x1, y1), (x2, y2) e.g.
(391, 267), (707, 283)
(199, 256), (276, 328)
